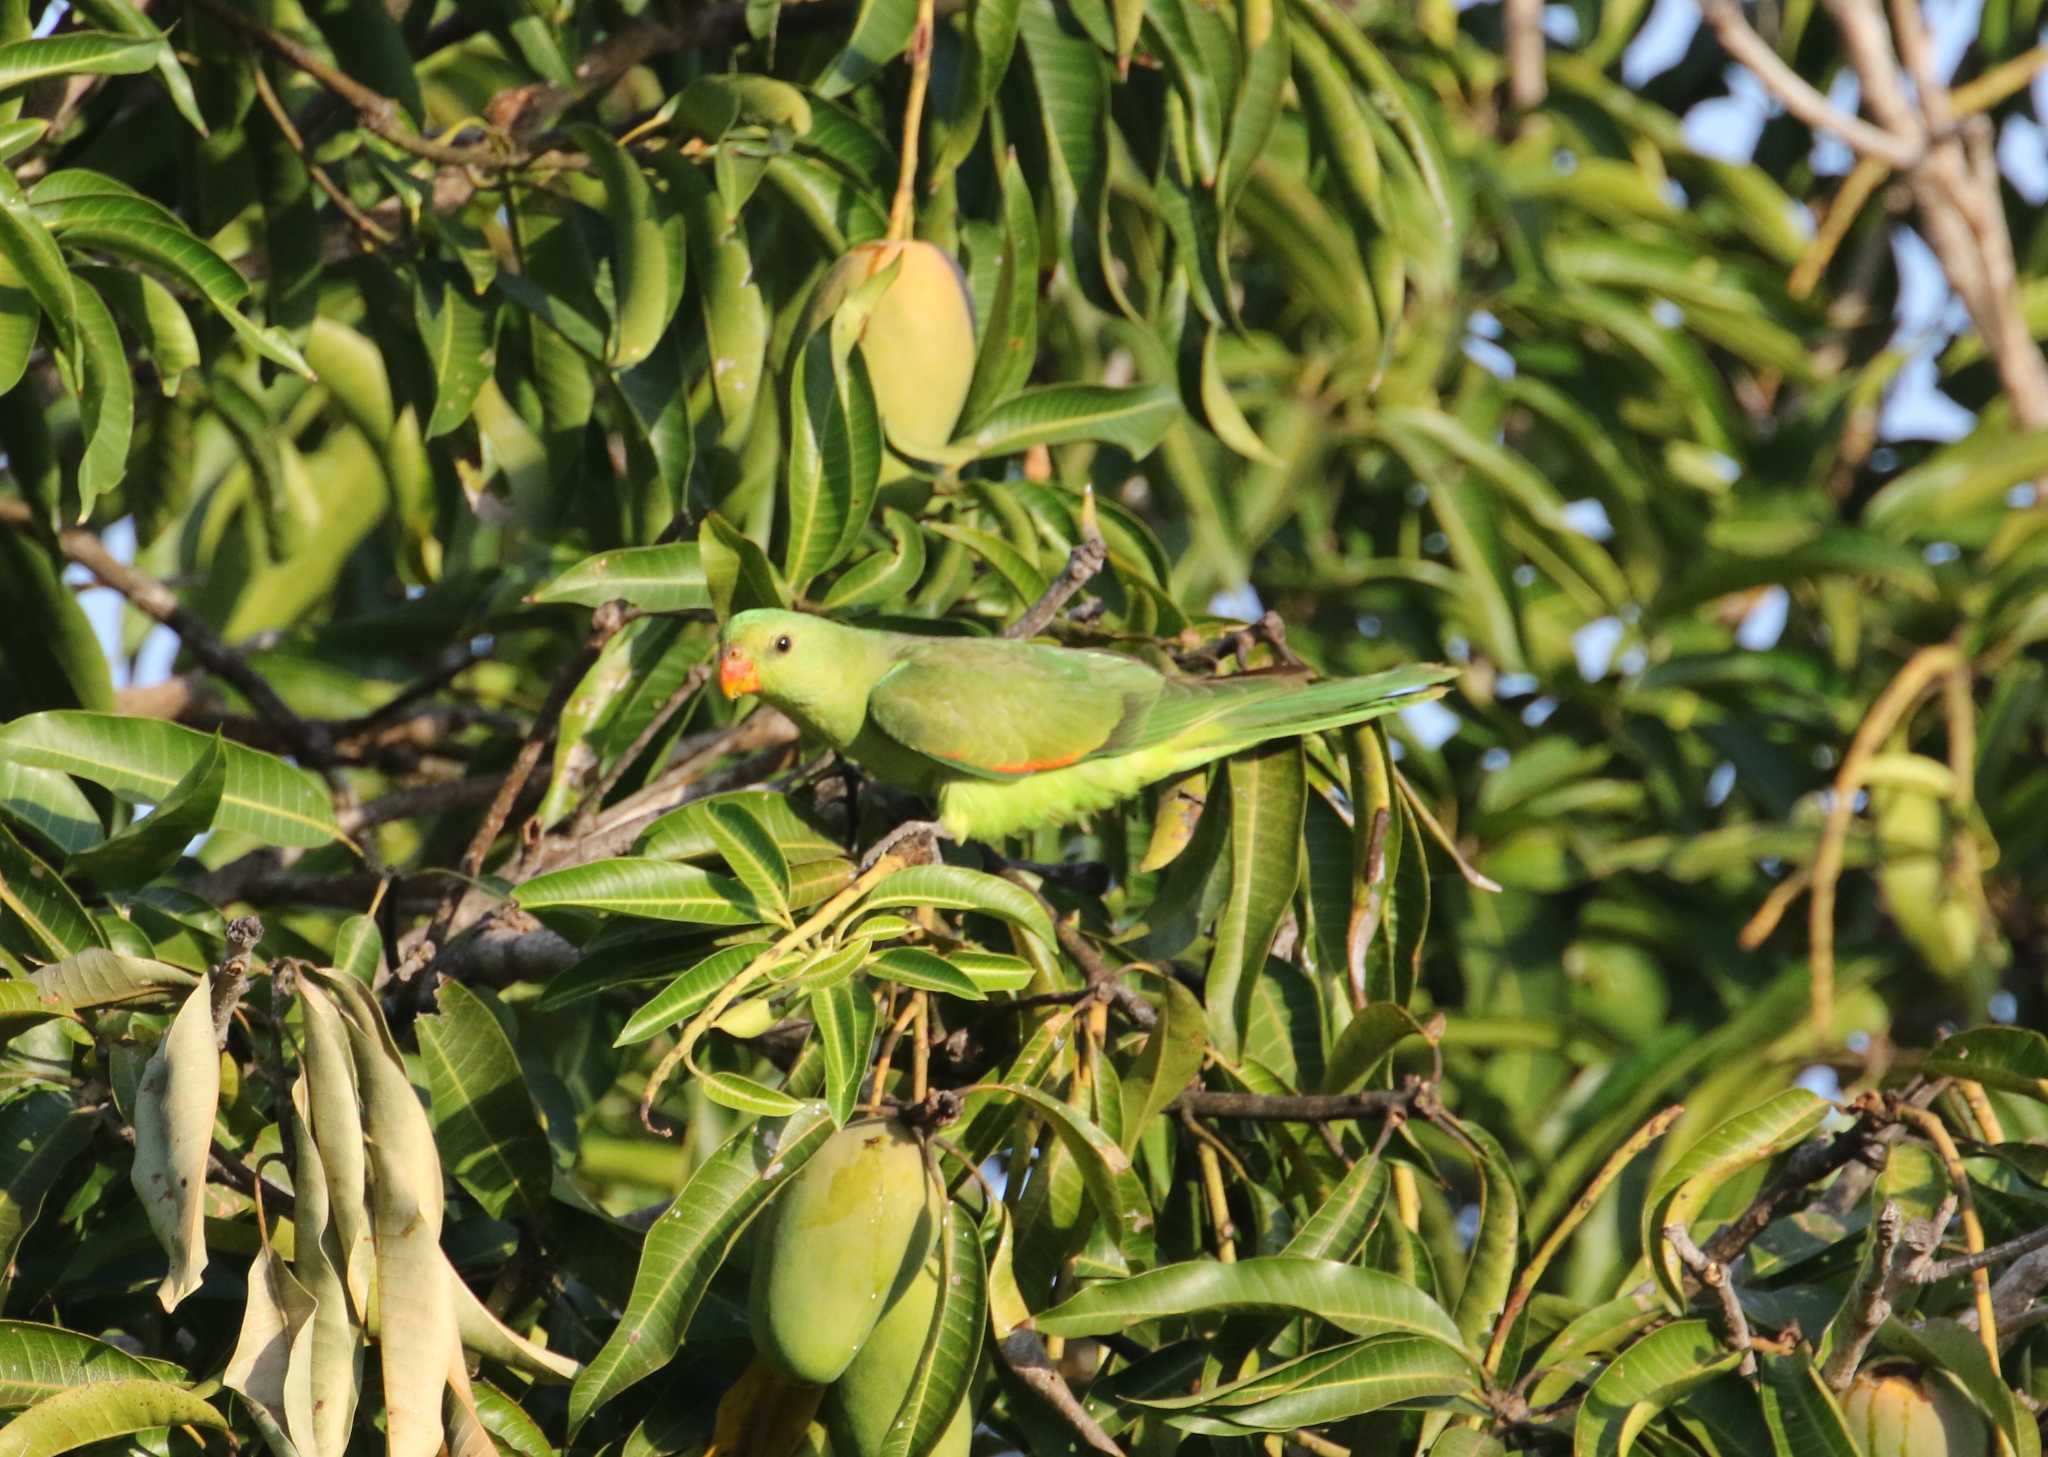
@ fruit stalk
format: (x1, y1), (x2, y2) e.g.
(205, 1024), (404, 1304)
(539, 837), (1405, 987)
(887, 0), (939, 241)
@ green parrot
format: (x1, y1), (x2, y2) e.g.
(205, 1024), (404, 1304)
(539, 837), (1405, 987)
(716, 608), (1457, 847)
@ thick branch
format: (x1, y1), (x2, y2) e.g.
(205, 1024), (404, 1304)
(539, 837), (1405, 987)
(1822, 1200), (1902, 1392)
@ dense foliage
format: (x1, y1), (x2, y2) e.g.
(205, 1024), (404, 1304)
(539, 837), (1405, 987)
(0, 0), (2046, 1453)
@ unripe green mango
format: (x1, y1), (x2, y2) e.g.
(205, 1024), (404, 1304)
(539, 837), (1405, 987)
(1841, 1366), (1988, 1457)
(823, 1249), (971, 1457)
(809, 241), (977, 459)
(1873, 779), (1976, 980)
(750, 1119), (935, 1384)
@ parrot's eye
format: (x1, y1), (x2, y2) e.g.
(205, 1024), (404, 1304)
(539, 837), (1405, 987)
(774, 634), (792, 653)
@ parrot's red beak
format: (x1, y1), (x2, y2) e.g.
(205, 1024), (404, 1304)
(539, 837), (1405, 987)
(719, 646), (760, 699)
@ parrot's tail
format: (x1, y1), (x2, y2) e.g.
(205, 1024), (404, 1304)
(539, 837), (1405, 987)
(1197, 662), (1460, 745)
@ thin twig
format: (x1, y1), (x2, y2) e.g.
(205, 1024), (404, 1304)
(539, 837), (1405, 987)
(1895, 1103), (2001, 1368)
(0, 500), (332, 767)
(249, 60), (394, 244)
(568, 663), (711, 839)
(997, 1331), (1124, 1457)
(418, 601), (631, 977)
(1486, 1104), (1684, 1378)
(1003, 488), (1108, 640)
(1696, 0), (1918, 168)
(885, 0), (938, 240)
(1170, 1087), (1417, 1122)
(1701, 1111), (1888, 1266)
(1914, 1222), (2048, 1286)
(997, 867), (1156, 1028)
(1665, 1223), (1757, 1377)
(1394, 769), (1502, 893)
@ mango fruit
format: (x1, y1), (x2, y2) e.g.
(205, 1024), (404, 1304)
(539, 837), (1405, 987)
(708, 1359), (829, 1457)
(1841, 1365), (1988, 1457)
(823, 1248), (971, 1457)
(808, 240), (977, 459)
(750, 1119), (935, 1384)
(1872, 768), (1979, 980)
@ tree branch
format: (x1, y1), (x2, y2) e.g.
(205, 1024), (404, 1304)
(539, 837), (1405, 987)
(210, 915), (264, 1049)
(1002, 488), (1107, 640)
(1169, 1087), (1416, 1122)
(997, 1331), (1124, 1457)
(1695, 0), (1919, 168)
(1701, 1112), (1888, 1266)
(1665, 1223), (1757, 1377)
(1822, 1200), (1903, 1392)
(0, 499), (331, 766)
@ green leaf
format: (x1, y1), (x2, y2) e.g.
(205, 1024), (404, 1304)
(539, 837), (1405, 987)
(1037, 1255), (1470, 1354)
(868, 945), (987, 1000)
(1164, 1334), (1477, 1432)
(994, 1081), (1142, 1247)
(128, 978), (219, 1310)
(416, 981), (553, 1220)
(65, 733), (223, 888)
(0, 168), (72, 361)
(821, 508), (931, 611)
(813, 0), (917, 96)
(571, 126), (676, 369)
(1448, 1117), (1522, 1353)
(705, 800), (793, 925)
(1323, 1002), (1428, 1095)
(638, 790), (843, 865)
(783, 326), (881, 588)
(950, 382), (1178, 462)
(416, 267), (495, 437)
(809, 978), (875, 1125)
(615, 941), (775, 1046)
(1573, 1320), (1741, 1457)
(515, 857), (765, 924)
(1922, 1026), (2048, 1100)
(1755, 1352), (1859, 1457)
(30, 948), (197, 1009)
(700, 512), (790, 619)
(0, 32), (162, 92)
(72, 264), (198, 396)
(0, 1378), (224, 1457)
(0, 762), (96, 856)
(1643, 1090), (1829, 1307)
(879, 1205), (986, 1457)
(1206, 741), (1305, 1057)
(1117, 976), (1207, 1153)
(66, 0), (204, 133)
(531, 543), (711, 612)
(0, 712), (343, 848)
(569, 1103), (837, 1427)
(0, 819), (105, 962)
(0, 1105), (96, 1302)
(865, 864), (1057, 953)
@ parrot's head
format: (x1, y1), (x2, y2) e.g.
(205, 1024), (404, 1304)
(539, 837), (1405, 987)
(718, 609), (883, 750)
(718, 608), (808, 701)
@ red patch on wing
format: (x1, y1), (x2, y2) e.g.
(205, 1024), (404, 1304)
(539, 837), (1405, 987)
(987, 751), (1084, 773)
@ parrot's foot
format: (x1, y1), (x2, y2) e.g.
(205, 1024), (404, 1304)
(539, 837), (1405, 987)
(861, 819), (951, 869)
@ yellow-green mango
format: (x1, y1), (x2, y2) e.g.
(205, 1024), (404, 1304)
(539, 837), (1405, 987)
(750, 1119), (934, 1383)
(1841, 1366), (1988, 1457)
(823, 1249), (971, 1457)
(809, 241), (977, 459)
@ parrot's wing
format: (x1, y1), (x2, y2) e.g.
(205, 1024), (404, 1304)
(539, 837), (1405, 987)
(867, 641), (1160, 779)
